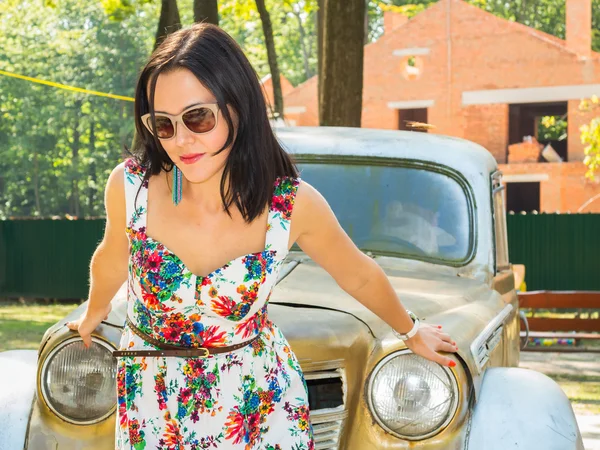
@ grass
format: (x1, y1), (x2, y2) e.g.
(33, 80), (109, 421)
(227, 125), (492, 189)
(547, 374), (600, 415)
(0, 303), (80, 352)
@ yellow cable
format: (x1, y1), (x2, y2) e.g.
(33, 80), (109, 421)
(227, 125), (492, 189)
(0, 69), (134, 102)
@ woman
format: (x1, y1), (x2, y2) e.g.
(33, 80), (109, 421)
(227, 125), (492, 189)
(67, 23), (458, 449)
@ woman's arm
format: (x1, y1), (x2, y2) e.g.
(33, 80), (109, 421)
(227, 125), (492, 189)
(67, 162), (130, 347)
(292, 181), (458, 368)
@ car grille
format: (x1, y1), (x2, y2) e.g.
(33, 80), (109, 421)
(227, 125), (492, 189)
(304, 367), (348, 450)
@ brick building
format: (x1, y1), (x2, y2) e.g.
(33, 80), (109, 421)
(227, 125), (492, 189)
(280, 0), (600, 213)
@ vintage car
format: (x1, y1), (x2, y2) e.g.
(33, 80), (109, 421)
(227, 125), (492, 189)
(1, 127), (584, 449)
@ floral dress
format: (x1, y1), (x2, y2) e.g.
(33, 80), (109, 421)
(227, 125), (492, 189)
(116, 158), (314, 450)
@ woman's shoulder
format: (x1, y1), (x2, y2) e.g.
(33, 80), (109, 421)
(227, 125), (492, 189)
(282, 178), (327, 226)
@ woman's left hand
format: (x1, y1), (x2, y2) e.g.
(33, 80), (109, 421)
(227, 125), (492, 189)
(403, 323), (459, 368)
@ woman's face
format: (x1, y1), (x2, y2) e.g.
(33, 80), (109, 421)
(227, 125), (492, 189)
(149, 68), (237, 184)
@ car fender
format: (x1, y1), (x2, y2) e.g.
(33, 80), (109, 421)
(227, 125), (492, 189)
(0, 350), (38, 449)
(467, 367), (584, 450)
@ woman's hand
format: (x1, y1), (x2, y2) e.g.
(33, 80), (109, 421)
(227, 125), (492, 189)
(403, 323), (459, 368)
(66, 303), (112, 348)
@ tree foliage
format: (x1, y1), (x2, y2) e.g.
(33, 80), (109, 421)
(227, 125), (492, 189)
(0, 0), (158, 218)
(580, 96), (600, 180)
(219, 0), (317, 87)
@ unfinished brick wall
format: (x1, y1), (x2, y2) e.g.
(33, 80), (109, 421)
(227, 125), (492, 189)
(566, 0), (592, 57)
(283, 0), (600, 163)
(463, 104), (509, 162)
(500, 162), (600, 212)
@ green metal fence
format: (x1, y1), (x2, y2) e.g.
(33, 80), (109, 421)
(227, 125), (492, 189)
(507, 213), (600, 291)
(0, 219), (105, 299)
(1, 214), (598, 299)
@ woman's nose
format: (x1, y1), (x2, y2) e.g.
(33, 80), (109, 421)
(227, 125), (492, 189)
(175, 120), (195, 146)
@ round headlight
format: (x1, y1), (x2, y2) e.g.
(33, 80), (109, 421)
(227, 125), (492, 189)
(367, 350), (459, 440)
(40, 336), (117, 424)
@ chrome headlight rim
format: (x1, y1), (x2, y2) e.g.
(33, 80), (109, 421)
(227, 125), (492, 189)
(40, 335), (117, 425)
(366, 349), (460, 441)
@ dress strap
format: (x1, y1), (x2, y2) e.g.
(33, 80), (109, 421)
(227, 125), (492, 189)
(123, 158), (149, 232)
(265, 176), (301, 255)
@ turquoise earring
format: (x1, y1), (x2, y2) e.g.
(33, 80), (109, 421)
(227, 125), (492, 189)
(172, 165), (182, 205)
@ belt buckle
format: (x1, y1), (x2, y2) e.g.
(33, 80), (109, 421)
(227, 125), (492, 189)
(185, 347), (209, 358)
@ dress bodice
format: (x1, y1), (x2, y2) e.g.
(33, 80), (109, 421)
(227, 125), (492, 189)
(123, 158), (300, 348)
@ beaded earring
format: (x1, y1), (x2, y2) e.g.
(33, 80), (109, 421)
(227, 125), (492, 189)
(172, 165), (182, 206)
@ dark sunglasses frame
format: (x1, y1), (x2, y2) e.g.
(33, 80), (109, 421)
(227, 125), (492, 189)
(141, 103), (220, 140)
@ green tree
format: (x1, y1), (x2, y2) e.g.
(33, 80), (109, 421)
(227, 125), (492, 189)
(580, 96), (600, 181)
(219, 0), (317, 87)
(0, 0), (159, 218)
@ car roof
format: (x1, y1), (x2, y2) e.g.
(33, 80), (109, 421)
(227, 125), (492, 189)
(275, 126), (499, 175)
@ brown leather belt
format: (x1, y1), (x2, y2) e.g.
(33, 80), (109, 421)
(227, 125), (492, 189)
(113, 316), (260, 358)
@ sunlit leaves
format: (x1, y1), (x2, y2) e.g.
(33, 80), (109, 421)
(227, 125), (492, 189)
(580, 96), (600, 181)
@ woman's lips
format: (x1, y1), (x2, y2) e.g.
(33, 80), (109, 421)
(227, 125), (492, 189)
(180, 153), (205, 164)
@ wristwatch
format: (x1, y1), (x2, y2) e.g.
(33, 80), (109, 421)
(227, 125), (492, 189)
(392, 310), (420, 341)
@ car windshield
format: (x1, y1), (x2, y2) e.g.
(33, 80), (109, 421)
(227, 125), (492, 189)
(296, 161), (473, 264)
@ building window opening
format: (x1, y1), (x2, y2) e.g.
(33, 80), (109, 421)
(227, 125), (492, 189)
(400, 55), (424, 81)
(506, 182), (541, 214)
(508, 102), (568, 163)
(398, 108), (429, 132)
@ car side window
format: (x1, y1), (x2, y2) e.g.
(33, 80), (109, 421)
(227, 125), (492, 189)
(492, 172), (510, 272)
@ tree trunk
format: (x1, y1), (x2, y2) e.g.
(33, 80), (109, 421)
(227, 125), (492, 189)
(319, 0), (365, 127)
(316, 0), (324, 123)
(292, 7), (312, 80)
(154, 0), (182, 50)
(193, 0), (218, 25)
(255, 0), (284, 120)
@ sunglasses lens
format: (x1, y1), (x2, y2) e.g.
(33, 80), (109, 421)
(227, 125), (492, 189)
(182, 107), (216, 133)
(154, 116), (175, 139)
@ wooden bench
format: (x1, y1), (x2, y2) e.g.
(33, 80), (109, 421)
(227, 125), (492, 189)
(518, 290), (600, 352)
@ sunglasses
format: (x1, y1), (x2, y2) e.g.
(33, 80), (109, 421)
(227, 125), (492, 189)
(141, 103), (220, 140)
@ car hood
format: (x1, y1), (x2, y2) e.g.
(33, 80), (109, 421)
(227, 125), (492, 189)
(269, 257), (503, 340)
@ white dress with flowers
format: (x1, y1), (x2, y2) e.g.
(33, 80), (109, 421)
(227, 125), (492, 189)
(115, 158), (314, 450)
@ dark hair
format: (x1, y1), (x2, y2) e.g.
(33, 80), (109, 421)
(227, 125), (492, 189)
(129, 23), (298, 223)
